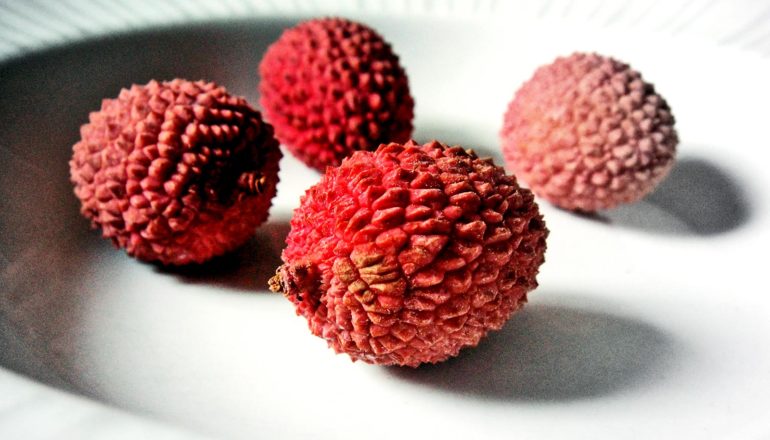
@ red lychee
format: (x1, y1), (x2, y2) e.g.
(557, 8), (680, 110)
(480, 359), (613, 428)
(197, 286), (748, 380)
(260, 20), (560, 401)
(269, 140), (548, 367)
(501, 52), (678, 211)
(70, 79), (281, 265)
(258, 17), (414, 171)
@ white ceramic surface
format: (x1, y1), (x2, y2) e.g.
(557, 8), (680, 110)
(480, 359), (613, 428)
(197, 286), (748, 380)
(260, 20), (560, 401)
(1, 1), (770, 439)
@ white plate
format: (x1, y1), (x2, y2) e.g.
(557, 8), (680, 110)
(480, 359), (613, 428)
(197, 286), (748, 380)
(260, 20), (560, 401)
(2, 1), (770, 439)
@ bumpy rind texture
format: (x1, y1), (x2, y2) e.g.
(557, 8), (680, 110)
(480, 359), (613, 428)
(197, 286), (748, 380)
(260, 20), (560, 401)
(270, 140), (548, 367)
(259, 17), (414, 171)
(70, 79), (282, 265)
(501, 52), (678, 211)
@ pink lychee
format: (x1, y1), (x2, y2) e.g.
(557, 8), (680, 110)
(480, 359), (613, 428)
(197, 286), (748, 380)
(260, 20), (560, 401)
(501, 52), (678, 211)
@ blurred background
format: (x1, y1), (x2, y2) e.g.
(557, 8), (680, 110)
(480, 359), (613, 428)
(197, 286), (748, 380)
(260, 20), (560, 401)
(2, 0), (770, 62)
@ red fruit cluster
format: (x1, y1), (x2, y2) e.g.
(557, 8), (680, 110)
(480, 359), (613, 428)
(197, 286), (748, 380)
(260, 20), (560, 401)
(501, 52), (678, 211)
(270, 140), (548, 366)
(70, 79), (281, 265)
(259, 17), (414, 171)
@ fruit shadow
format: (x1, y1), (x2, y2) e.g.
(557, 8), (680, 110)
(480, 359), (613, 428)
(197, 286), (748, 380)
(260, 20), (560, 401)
(154, 221), (290, 293)
(597, 155), (751, 236)
(389, 296), (678, 402)
(413, 123), (751, 238)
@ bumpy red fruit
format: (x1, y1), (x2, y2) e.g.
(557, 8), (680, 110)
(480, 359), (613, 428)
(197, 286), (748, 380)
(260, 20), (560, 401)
(70, 79), (282, 265)
(501, 52), (678, 211)
(269, 140), (548, 367)
(259, 17), (414, 171)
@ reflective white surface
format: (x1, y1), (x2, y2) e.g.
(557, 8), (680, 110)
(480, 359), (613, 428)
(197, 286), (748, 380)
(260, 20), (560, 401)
(1, 1), (770, 439)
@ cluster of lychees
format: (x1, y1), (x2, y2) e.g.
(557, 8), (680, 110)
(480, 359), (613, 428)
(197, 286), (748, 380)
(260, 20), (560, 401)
(69, 18), (676, 367)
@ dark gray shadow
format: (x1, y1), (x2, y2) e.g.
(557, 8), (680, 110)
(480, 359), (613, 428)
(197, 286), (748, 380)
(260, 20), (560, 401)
(389, 299), (677, 401)
(0, 17), (297, 106)
(156, 221), (290, 293)
(602, 156), (751, 236)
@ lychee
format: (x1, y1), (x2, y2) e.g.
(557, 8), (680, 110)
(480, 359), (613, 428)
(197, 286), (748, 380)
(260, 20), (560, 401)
(70, 79), (282, 265)
(269, 140), (548, 367)
(258, 17), (414, 171)
(501, 52), (678, 211)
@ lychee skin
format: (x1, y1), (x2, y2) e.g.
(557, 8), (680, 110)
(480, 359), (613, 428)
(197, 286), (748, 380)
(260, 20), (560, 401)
(270, 140), (548, 367)
(501, 52), (678, 211)
(259, 17), (414, 171)
(70, 79), (282, 265)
